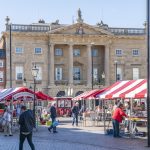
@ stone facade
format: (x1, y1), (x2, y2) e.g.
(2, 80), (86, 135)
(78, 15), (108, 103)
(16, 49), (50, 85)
(0, 19), (146, 97)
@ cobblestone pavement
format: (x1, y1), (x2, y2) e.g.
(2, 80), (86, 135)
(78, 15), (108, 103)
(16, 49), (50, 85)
(0, 117), (148, 150)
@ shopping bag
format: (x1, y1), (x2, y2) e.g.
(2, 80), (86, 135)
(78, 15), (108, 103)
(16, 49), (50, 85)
(2, 119), (6, 126)
(53, 120), (59, 127)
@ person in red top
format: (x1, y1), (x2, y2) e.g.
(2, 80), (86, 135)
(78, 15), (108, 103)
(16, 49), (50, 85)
(112, 102), (128, 137)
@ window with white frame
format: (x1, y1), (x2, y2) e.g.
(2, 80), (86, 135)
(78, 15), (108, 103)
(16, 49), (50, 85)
(73, 49), (80, 56)
(132, 49), (139, 56)
(16, 47), (23, 54)
(115, 49), (123, 56)
(92, 49), (98, 57)
(93, 68), (98, 81)
(133, 68), (139, 80)
(34, 48), (42, 54)
(55, 48), (63, 56)
(117, 67), (122, 81)
(73, 67), (80, 80)
(36, 66), (42, 80)
(0, 60), (4, 68)
(16, 66), (23, 80)
(55, 67), (62, 80)
(0, 71), (4, 82)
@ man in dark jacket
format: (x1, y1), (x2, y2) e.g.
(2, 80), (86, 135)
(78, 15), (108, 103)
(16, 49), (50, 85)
(48, 102), (57, 133)
(72, 102), (79, 126)
(19, 106), (35, 150)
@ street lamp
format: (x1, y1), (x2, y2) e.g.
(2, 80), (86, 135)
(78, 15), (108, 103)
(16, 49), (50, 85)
(114, 61), (118, 82)
(31, 65), (39, 128)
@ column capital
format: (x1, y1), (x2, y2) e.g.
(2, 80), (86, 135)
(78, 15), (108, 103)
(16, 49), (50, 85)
(68, 43), (74, 47)
(48, 43), (55, 46)
(87, 44), (92, 48)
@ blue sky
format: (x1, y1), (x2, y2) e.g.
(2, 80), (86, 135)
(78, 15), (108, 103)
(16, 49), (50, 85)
(0, 0), (146, 34)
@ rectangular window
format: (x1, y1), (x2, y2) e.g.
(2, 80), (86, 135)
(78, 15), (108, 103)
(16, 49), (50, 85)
(16, 66), (23, 80)
(55, 67), (62, 80)
(73, 67), (80, 80)
(133, 68), (139, 80)
(117, 67), (122, 81)
(35, 48), (42, 54)
(132, 49), (139, 56)
(0, 71), (4, 82)
(92, 49), (98, 57)
(16, 47), (23, 54)
(55, 48), (63, 56)
(73, 49), (80, 56)
(36, 66), (42, 80)
(0, 50), (5, 58)
(0, 60), (4, 68)
(93, 68), (98, 81)
(116, 49), (123, 56)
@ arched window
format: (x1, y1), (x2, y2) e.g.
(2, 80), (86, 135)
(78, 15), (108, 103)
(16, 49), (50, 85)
(75, 91), (84, 97)
(56, 91), (65, 97)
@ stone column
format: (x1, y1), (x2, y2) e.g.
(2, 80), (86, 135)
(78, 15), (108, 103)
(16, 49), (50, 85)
(68, 44), (73, 85)
(49, 43), (55, 85)
(104, 44), (110, 86)
(87, 45), (92, 86)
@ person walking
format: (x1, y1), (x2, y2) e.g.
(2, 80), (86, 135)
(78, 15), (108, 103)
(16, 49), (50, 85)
(19, 106), (35, 150)
(48, 102), (58, 133)
(71, 102), (79, 126)
(3, 108), (13, 136)
(112, 103), (128, 138)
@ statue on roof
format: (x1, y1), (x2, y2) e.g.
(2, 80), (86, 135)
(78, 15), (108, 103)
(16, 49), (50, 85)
(77, 8), (83, 23)
(96, 20), (108, 30)
(51, 19), (59, 25)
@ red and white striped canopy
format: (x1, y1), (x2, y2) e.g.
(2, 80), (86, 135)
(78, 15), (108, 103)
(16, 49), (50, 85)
(73, 89), (105, 101)
(97, 79), (147, 99)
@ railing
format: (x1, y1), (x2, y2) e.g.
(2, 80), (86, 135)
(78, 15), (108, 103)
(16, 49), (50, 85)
(73, 80), (87, 85)
(55, 80), (68, 85)
(5, 24), (146, 35)
(109, 28), (145, 35)
(6, 24), (50, 32)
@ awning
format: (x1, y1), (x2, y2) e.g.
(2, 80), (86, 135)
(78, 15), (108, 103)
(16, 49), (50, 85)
(97, 79), (147, 99)
(0, 87), (35, 101)
(72, 89), (106, 101)
(36, 91), (54, 101)
(135, 89), (147, 98)
(0, 87), (54, 101)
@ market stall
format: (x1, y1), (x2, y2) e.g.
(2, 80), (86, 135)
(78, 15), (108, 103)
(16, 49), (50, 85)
(72, 89), (107, 126)
(55, 97), (72, 117)
(96, 79), (147, 137)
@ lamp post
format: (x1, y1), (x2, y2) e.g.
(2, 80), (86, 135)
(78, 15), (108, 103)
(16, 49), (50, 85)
(91, 43), (94, 90)
(114, 61), (118, 82)
(31, 65), (39, 128)
(5, 16), (13, 110)
(147, 0), (150, 146)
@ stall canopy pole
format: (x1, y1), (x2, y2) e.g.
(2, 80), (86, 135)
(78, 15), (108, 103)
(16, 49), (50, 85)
(147, 0), (150, 146)
(103, 99), (106, 134)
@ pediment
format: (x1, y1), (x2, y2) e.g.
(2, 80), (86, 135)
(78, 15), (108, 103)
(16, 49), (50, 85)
(73, 61), (83, 66)
(49, 22), (113, 36)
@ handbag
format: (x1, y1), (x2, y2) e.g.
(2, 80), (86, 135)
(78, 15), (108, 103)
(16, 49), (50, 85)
(53, 120), (59, 127)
